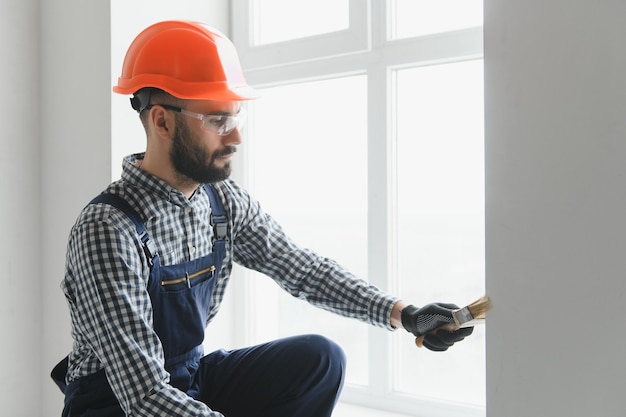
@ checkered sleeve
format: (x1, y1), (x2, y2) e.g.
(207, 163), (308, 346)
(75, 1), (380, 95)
(65, 206), (224, 417)
(222, 181), (399, 330)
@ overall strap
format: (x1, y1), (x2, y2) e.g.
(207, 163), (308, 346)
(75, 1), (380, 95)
(89, 193), (159, 265)
(88, 186), (226, 263)
(203, 184), (228, 242)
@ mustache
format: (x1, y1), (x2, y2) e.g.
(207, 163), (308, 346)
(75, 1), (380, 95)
(213, 146), (237, 158)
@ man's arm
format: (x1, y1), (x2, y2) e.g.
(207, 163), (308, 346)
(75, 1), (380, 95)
(222, 180), (472, 349)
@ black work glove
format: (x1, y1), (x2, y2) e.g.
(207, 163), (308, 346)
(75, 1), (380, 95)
(401, 303), (474, 352)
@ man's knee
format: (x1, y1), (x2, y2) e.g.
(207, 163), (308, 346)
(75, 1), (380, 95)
(288, 334), (346, 385)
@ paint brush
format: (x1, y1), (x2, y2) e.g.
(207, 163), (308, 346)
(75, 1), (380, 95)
(415, 295), (492, 348)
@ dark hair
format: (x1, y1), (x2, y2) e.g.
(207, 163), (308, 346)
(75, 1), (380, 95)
(133, 88), (183, 128)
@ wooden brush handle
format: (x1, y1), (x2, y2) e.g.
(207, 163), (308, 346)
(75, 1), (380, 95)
(414, 322), (458, 348)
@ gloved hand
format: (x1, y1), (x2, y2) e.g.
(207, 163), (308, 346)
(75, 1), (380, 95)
(401, 303), (474, 352)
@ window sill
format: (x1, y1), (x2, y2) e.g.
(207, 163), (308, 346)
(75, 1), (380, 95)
(334, 402), (412, 417)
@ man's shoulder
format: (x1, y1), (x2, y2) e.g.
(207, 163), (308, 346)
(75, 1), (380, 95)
(71, 181), (147, 235)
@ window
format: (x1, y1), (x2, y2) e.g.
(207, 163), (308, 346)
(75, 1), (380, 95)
(241, 75), (370, 386)
(232, 1), (484, 416)
(251, 0), (350, 44)
(391, 0), (483, 39)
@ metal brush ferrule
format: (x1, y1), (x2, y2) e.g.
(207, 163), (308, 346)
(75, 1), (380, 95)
(452, 306), (474, 327)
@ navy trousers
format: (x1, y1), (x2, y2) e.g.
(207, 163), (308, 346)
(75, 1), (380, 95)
(63, 334), (346, 417)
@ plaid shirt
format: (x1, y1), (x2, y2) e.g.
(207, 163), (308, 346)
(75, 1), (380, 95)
(62, 153), (398, 416)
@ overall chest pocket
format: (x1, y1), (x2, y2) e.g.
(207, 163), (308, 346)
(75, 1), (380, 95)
(159, 264), (216, 293)
(148, 256), (220, 357)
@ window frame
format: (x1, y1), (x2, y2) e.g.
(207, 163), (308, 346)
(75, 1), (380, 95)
(233, 0), (369, 69)
(231, 2), (484, 416)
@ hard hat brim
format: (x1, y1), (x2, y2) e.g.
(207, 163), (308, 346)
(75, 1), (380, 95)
(113, 76), (259, 101)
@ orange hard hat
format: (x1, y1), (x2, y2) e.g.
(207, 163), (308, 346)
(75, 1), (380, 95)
(113, 20), (258, 102)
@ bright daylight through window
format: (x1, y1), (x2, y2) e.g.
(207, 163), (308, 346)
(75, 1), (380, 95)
(233, 1), (484, 416)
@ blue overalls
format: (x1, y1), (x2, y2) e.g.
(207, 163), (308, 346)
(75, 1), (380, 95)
(52, 184), (346, 417)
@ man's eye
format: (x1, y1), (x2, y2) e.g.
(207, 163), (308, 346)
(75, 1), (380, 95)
(206, 116), (227, 127)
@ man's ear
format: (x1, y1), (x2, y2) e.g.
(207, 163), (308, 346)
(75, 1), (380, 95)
(149, 105), (175, 139)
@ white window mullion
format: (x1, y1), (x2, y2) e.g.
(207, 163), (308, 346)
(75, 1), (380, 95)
(364, 61), (393, 395)
(366, 0), (392, 397)
(382, 28), (483, 69)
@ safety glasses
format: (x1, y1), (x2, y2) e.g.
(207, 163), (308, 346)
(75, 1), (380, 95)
(148, 104), (246, 136)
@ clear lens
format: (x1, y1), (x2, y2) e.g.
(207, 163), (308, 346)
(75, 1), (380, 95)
(203, 107), (247, 135)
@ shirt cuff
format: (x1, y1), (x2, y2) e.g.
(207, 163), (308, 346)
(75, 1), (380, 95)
(368, 292), (400, 331)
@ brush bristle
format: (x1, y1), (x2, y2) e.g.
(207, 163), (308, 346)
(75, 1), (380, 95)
(467, 295), (492, 319)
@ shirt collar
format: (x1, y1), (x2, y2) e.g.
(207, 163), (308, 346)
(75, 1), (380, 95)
(121, 153), (195, 205)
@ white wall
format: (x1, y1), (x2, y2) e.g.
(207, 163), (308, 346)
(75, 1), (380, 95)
(39, 1), (112, 414)
(485, 1), (626, 416)
(0, 2), (41, 417)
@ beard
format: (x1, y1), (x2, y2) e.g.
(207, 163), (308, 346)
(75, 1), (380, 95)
(169, 116), (236, 184)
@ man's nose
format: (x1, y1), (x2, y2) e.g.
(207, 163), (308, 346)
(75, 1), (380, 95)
(224, 127), (242, 145)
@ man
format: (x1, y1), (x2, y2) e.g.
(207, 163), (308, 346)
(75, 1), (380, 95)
(52, 20), (473, 417)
